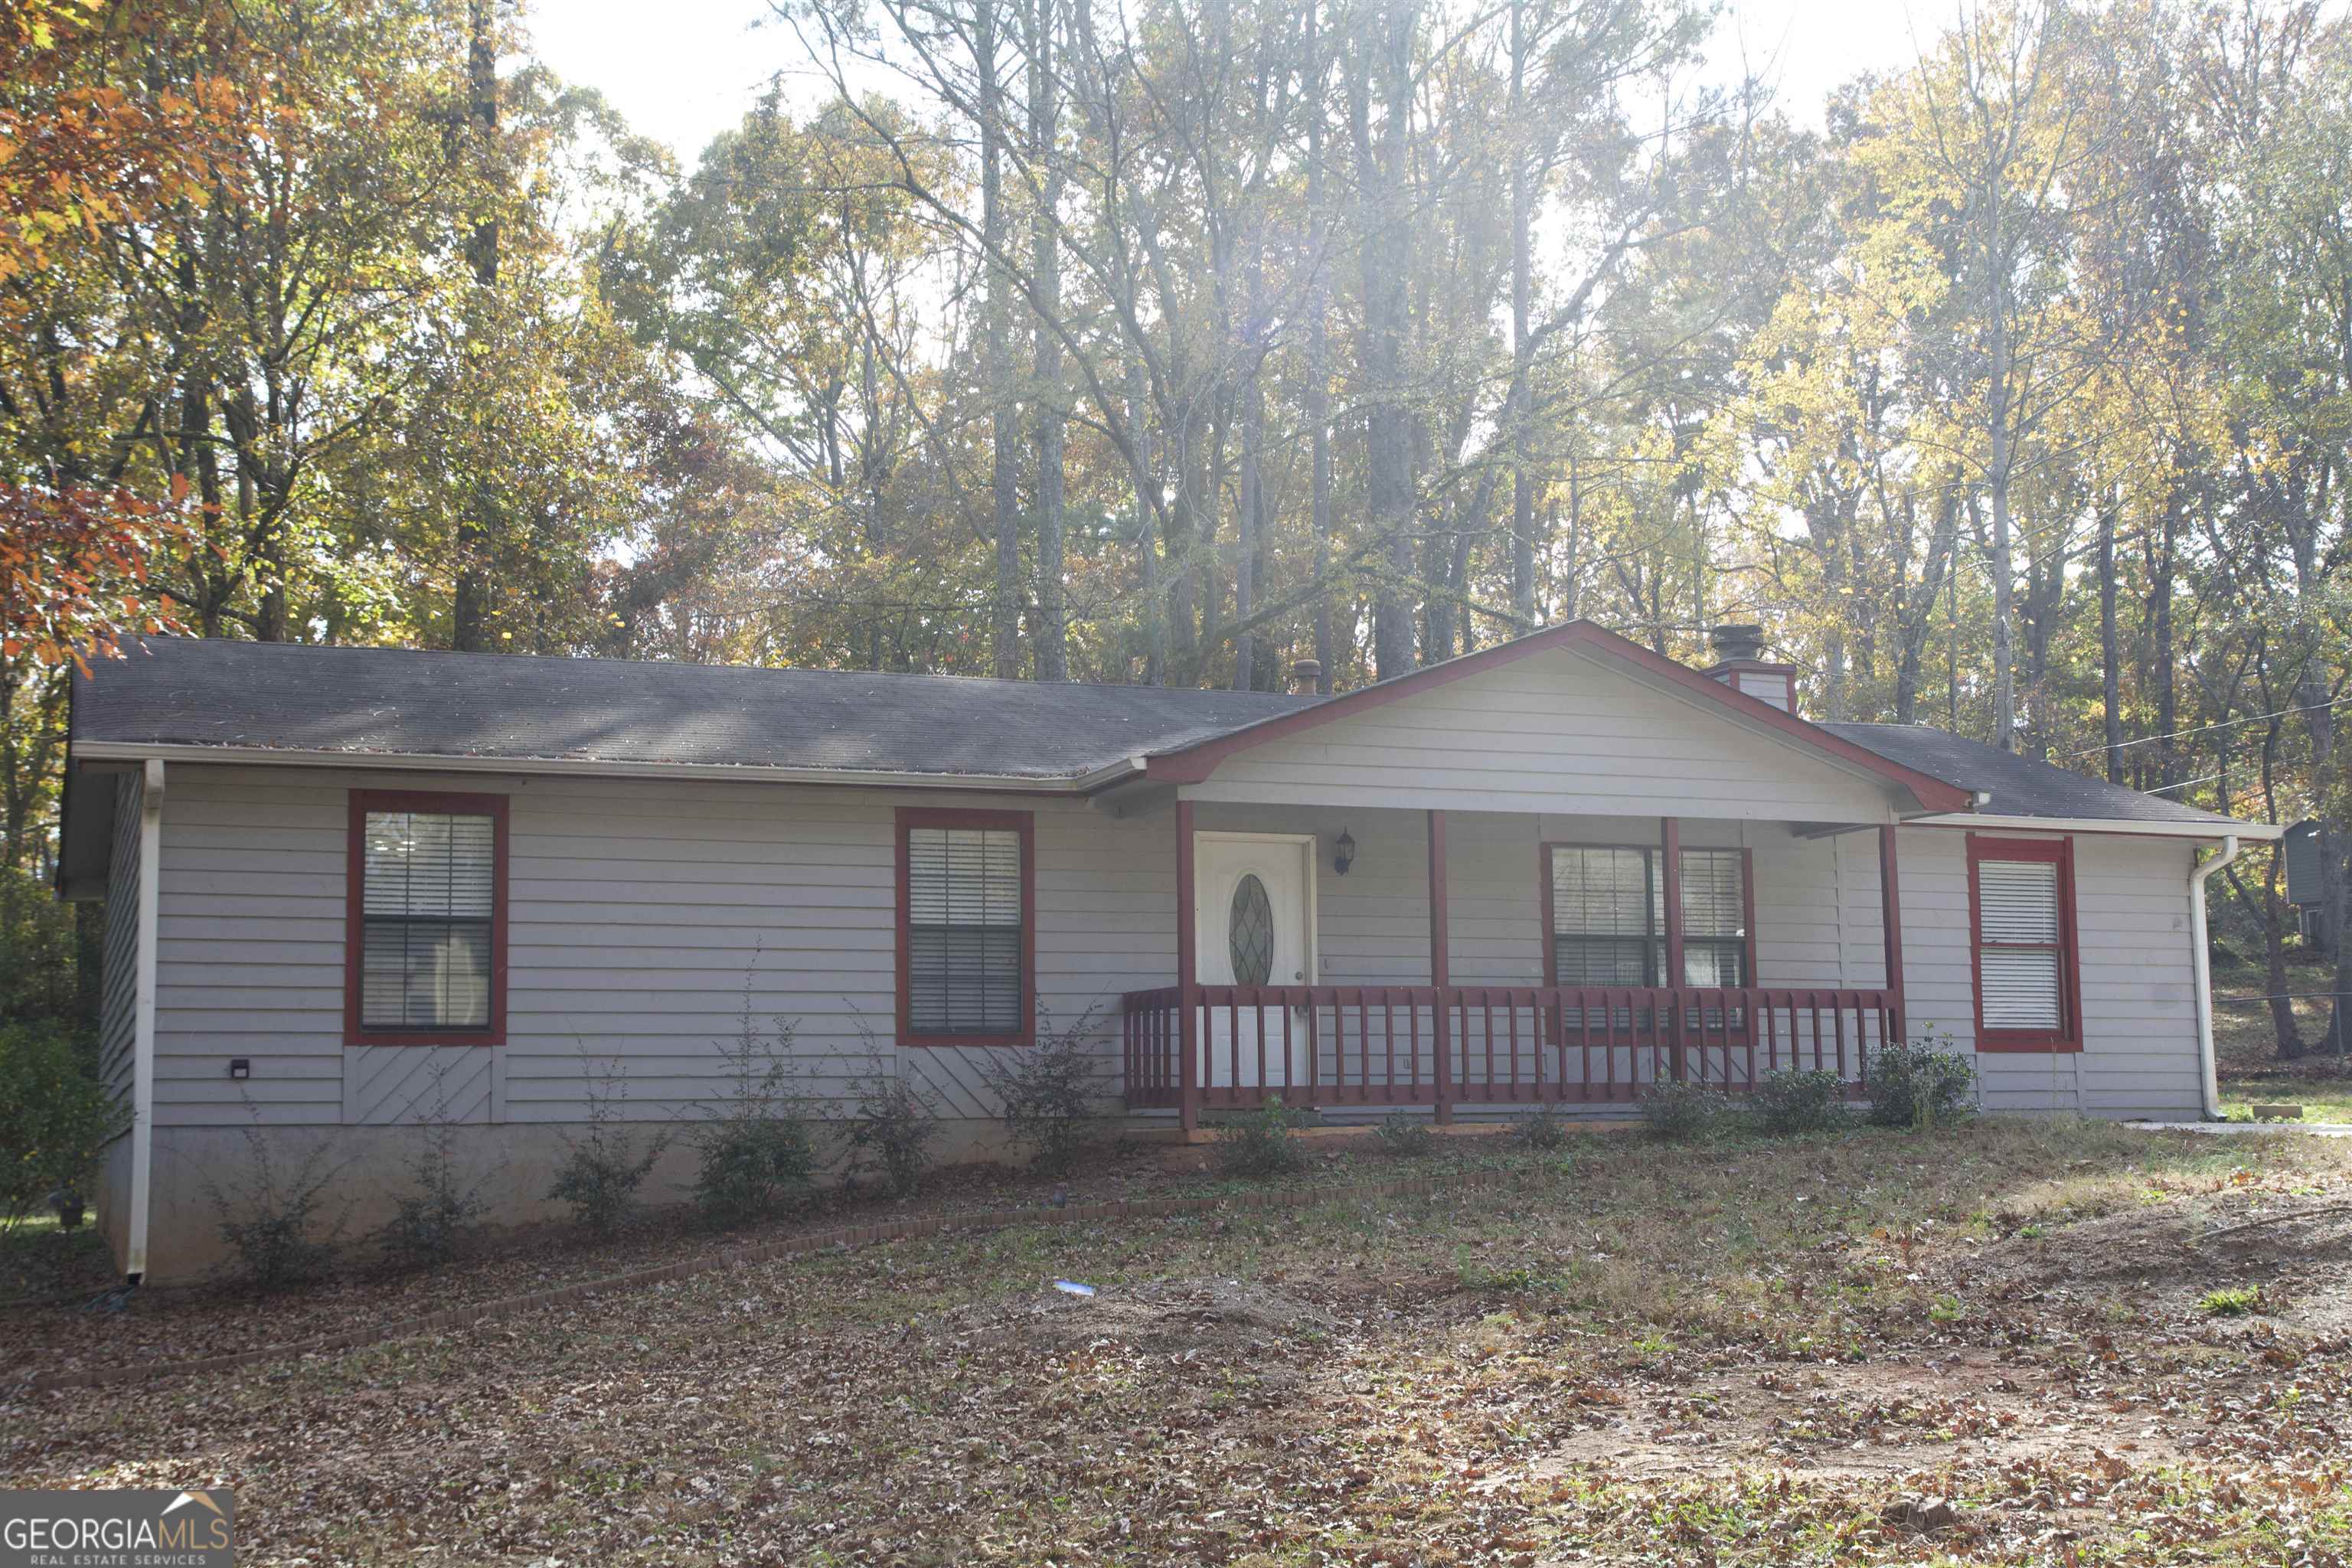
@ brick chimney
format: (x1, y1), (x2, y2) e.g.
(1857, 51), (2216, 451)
(1700, 624), (1798, 714)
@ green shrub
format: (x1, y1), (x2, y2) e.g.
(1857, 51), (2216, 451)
(547, 1052), (671, 1236)
(834, 1040), (941, 1197)
(691, 1005), (816, 1227)
(1, 1021), (129, 1230)
(1750, 1067), (1848, 1135)
(1373, 1111), (1436, 1157)
(1512, 1105), (1573, 1150)
(1214, 1097), (1312, 1178)
(1637, 1080), (1729, 1141)
(206, 1116), (350, 1291)
(1867, 1038), (1978, 1130)
(374, 1063), (498, 1269)
(982, 1008), (1106, 1175)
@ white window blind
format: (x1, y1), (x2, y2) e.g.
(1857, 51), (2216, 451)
(1552, 846), (1749, 1029)
(1976, 857), (2063, 1031)
(906, 826), (1024, 1034)
(1679, 848), (1749, 988)
(361, 810), (495, 1031)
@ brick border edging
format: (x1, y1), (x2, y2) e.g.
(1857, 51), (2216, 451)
(20, 1168), (1515, 1395)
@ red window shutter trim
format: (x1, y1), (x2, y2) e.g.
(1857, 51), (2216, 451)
(895, 806), (1037, 1048)
(345, 789), (510, 1047)
(1966, 833), (2083, 1053)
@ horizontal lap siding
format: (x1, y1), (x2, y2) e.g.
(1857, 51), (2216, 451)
(1182, 648), (1896, 822)
(1886, 826), (2203, 1119)
(155, 765), (1173, 1128)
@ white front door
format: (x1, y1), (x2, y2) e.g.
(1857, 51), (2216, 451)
(1194, 833), (1316, 1094)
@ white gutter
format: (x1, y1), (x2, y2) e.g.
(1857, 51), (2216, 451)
(2189, 833), (2241, 1122)
(73, 740), (1148, 796)
(129, 757), (163, 1282)
(1907, 811), (2285, 843)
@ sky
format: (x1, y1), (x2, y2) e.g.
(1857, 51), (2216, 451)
(528, 0), (1968, 167)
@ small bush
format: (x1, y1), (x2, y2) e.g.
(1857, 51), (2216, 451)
(1750, 1067), (1848, 1136)
(1513, 1105), (1573, 1151)
(206, 1111), (349, 1291)
(982, 1008), (1106, 1175)
(375, 1064), (498, 1269)
(1214, 1097), (1312, 1178)
(2199, 1285), (2262, 1317)
(835, 1038), (941, 1197)
(1373, 1112), (1436, 1157)
(691, 999), (816, 1227)
(1867, 1037), (1979, 1130)
(1638, 1080), (1729, 1141)
(1, 1021), (129, 1230)
(547, 1052), (670, 1236)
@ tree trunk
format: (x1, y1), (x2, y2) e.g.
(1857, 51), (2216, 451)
(2099, 485), (2122, 782)
(452, 0), (499, 652)
(1027, 0), (1067, 681)
(980, 0), (1021, 680)
(1305, 0), (1334, 691)
(1351, 0), (1417, 680)
(1507, 0), (1536, 628)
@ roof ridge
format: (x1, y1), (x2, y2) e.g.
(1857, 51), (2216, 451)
(114, 636), (1319, 703)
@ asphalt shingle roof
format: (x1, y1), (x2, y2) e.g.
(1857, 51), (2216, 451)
(1821, 722), (2241, 828)
(67, 638), (2243, 829)
(70, 638), (1323, 779)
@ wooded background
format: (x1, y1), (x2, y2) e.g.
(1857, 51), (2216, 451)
(4, 0), (2346, 1056)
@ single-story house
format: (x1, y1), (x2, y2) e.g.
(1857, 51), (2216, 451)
(58, 621), (2275, 1282)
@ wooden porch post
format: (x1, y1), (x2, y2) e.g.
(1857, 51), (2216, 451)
(1879, 823), (1906, 1051)
(1428, 808), (1452, 1124)
(1660, 817), (1684, 1082)
(1177, 799), (1200, 1137)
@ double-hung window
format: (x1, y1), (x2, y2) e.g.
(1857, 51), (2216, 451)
(897, 808), (1034, 1046)
(1968, 835), (2079, 1050)
(345, 792), (508, 1045)
(1545, 843), (1754, 1027)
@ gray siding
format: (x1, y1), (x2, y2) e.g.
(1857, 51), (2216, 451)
(1886, 825), (2203, 1119)
(144, 774), (2212, 1130)
(1181, 646), (1899, 822)
(153, 765), (1174, 1128)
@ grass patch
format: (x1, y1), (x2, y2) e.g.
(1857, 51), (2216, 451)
(6, 1118), (2350, 1566)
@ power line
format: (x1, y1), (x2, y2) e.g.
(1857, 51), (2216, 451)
(2061, 697), (2352, 762)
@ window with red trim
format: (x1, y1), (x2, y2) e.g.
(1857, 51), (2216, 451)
(896, 808), (1034, 1046)
(1967, 835), (2080, 1051)
(346, 791), (508, 1046)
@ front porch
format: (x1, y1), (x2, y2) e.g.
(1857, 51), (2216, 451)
(1116, 802), (1909, 1129)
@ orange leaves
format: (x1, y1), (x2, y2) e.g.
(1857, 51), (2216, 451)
(0, 481), (192, 671)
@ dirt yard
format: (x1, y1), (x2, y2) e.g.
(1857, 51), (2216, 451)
(5, 1119), (2350, 1565)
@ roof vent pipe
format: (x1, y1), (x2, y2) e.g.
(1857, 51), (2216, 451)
(1290, 658), (1324, 694)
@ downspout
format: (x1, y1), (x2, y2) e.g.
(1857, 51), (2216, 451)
(2188, 833), (2239, 1122)
(128, 758), (165, 1283)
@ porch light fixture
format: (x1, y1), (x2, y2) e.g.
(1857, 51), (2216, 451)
(1333, 826), (1356, 877)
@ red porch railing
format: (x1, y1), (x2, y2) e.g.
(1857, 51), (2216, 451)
(1119, 984), (1897, 1112)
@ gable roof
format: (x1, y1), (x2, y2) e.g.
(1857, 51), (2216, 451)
(63, 629), (2269, 841)
(69, 637), (1317, 782)
(1822, 723), (2252, 831)
(1138, 621), (1975, 813)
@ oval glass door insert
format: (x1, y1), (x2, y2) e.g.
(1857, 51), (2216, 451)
(1229, 874), (1275, 987)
